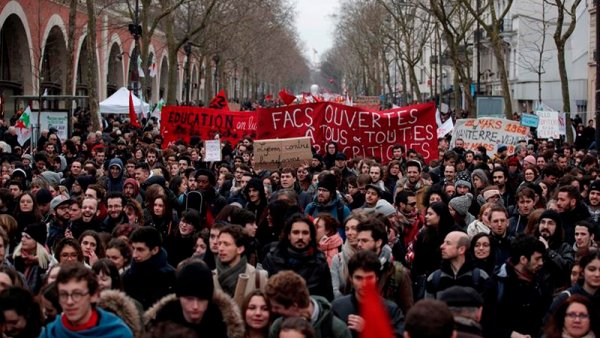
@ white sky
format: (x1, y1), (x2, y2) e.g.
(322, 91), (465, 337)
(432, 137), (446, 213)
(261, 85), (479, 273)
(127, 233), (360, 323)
(292, 0), (340, 64)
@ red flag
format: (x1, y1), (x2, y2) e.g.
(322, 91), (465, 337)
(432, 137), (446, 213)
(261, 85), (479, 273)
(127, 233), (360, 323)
(128, 90), (141, 128)
(209, 89), (230, 110)
(359, 279), (395, 338)
(265, 94), (273, 101)
(278, 89), (296, 105)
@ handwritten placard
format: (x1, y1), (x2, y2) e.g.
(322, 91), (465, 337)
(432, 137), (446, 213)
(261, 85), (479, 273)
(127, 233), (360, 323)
(204, 140), (222, 162)
(451, 118), (529, 155)
(254, 137), (312, 170)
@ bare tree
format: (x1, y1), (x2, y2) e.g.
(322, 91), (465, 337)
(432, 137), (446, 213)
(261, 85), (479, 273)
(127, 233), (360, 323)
(86, 0), (101, 131)
(516, 2), (552, 105)
(459, 0), (514, 118)
(545, 0), (583, 143)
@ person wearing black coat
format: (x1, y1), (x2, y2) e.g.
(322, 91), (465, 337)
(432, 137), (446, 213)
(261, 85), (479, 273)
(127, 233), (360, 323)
(261, 213), (334, 300)
(122, 227), (176, 310)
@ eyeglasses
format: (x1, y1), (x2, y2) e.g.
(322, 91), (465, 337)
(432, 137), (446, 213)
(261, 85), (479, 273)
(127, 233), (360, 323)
(58, 290), (89, 303)
(566, 312), (590, 320)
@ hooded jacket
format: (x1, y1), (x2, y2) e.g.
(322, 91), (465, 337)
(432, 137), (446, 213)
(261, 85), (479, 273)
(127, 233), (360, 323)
(269, 296), (351, 338)
(39, 307), (133, 338)
(143, 290), (245, 338)
(107, 158), (125, 193)
(97, 290), (144, 338)
(122, 248), (176, 310)
(305, 194), (350, 227)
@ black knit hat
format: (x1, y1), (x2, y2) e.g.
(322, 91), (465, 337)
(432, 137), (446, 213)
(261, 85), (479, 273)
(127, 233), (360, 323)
(23, 223), (47, 245)
(539, 210), (562, 228)
(318, 173), (337, 196)
(176, 261), (214, 300)
(590, 180), (600, 193)
(439, 286), (483, 307)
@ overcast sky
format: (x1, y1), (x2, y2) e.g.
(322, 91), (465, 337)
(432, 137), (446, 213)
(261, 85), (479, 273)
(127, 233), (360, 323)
(293, 0), (340, 64)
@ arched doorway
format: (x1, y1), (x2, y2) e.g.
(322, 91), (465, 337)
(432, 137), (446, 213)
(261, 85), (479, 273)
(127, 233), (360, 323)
(75, 36), (89, 97)
(40, 26), (68, 108)
(106, 43), (124, 97)
(0, 14), (33, 117)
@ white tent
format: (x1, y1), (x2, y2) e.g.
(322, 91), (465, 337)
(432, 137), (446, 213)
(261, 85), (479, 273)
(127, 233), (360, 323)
(99, 87), (150, 114)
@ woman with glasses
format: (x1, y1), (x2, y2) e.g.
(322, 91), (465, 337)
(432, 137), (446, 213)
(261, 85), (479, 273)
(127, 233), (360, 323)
(546, 250), (600, 321)
(468, 233), (496, 275)
(544, 294), (599, 338)
(53, 238), (84, 266)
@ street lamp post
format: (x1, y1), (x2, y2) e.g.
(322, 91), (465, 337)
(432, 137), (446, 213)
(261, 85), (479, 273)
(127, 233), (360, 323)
(184, 42), (192, 105)
(128, 0), (142, 97)
(595, 0), (600, 151)
(212, 54), (220, 96)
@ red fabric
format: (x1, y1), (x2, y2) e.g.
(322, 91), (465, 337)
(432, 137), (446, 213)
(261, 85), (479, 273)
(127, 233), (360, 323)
(278, 89), (296, 105)
(359, 280), (395, 338)
(128, 91), (141, 128)
(209, 89), (230, 111)
(61, 308), (98, 332)
(256, 102), (438, 163)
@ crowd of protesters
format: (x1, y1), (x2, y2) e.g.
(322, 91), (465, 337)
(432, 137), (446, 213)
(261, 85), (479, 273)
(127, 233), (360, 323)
(0, 109), (595, 338)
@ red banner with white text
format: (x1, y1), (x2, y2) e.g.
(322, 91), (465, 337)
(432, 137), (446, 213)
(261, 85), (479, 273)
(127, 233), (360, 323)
(256, 102), (438, 163)
(160, 106), (257, 147)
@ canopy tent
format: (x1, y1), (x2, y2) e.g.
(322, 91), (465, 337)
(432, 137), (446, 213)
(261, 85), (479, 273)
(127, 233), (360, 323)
(99, 87), (150, 114)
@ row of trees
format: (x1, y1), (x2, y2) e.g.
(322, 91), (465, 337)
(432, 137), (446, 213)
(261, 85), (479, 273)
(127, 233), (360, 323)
(68, 0), (310, 114)
(323, 0), (583, 132)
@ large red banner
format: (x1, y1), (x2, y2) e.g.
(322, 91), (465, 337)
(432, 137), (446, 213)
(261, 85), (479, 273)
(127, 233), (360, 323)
(256, 102), (438, 163)
(160, 106), (257, 147)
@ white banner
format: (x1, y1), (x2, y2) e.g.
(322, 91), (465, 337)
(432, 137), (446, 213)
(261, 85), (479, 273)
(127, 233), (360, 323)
(30, 111), (69, 141)
(203, 140), (222, 162)
(537, 111), (561, 139)
(451, 118), (529, 155)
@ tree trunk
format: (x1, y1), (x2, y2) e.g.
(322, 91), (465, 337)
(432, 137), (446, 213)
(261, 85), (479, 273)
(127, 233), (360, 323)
(557, 44), (573, 142)
(491, 35), (513, 118)
(85, 0), (100, 132)
(407, 63), (421, 102)
(65, 0), (77, 96)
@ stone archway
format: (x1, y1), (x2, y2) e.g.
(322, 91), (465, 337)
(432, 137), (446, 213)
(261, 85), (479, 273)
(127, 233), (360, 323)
(40, 25), (68, 100)
(0, 13), (33, 116)
(106, 43), (124, 97)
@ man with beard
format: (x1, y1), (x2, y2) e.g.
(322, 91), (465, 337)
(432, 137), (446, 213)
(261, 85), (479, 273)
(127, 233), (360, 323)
(557, 185), (591, 245)
(400, 160), (428, 212)
(586, 180), (600, 224)
(305, 173), (350, 226)
(395, 191), (425, 248)
(492, 167), (514, 208)
(101, 192), (127, 234)
(508, 187), (536, 236)
(46, 195), (74, 249)
(71, 198), (101, 239)
(493, 235), (552, 338)
(262, 214), (333, 300)
(534, 210), (575, 290)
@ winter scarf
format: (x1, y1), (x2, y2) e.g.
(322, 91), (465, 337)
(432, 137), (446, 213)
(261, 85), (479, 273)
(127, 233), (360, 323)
(285, 246), (317, 268)
(216, 256), (247, 296)
(319, 234), (343, 267)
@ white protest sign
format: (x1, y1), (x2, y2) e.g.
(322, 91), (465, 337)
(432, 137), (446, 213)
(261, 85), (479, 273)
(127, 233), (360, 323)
(30, 111), (69, 141)
(437, 118), (454, 138)
(451, 118), (529, 155)
(254, 137), (312, 170)
(537, 111), (561, 139)
(203, 140), (222, 162)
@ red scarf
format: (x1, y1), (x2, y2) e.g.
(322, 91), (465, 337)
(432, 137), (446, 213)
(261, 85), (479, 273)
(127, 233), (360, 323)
(61, 308), (98, 332)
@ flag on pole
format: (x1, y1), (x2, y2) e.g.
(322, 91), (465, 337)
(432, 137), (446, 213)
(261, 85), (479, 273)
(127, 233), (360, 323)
(148, 63), (157, 78)
(138, 55), (145, 78)
(209, 89), (230, 110)
(151, 98), (164, 121)
(128, 91), (141, 128)
(359, 279), (395, 338)
(16, 106), (32, 146)
(278, 89), (297, 105)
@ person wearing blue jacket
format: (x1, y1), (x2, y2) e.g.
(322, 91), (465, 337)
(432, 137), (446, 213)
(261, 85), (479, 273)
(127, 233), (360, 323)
(39, 263), (133, 338)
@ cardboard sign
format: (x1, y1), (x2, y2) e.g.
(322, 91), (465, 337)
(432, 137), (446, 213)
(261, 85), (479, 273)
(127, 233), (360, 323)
(537, 111), (561, 139)
(451, 118), (529, 155)
(256, 102), (438, 163)
(353, 96), (381, 111)
(160, 106), (257, 147)
(203, 140), (222, 162)
(520, 113), (539, 128)
(254, 137), (312, 170)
